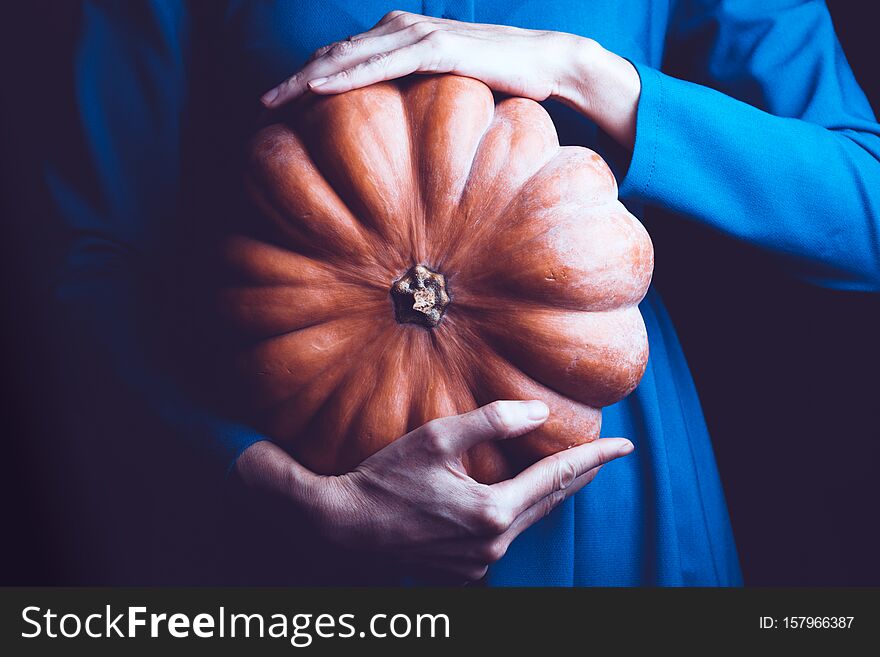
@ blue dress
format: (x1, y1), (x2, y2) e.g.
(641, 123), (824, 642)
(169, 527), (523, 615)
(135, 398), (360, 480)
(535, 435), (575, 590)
(48, 0), (880, 586)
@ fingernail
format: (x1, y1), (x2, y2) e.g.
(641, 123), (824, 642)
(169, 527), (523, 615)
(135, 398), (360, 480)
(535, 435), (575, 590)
(618, 440), (635, 455)
(524, 400), (550, 421)
(308, 76), (330, 89)
(261, 87), (279, 106)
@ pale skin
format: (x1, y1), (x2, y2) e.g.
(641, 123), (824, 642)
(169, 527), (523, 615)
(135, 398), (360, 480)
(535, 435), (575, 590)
(237, 11), (642, 582)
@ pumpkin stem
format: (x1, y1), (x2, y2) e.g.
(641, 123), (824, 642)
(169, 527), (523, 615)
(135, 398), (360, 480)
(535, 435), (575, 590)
(390, 265), (450, 328)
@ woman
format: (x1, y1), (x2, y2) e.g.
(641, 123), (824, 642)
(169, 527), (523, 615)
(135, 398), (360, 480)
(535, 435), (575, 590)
(50, 1), (880, 586)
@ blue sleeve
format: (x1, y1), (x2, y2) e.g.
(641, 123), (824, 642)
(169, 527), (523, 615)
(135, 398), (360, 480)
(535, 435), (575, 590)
(46, 0), (266, 476)
(619, 0), (880, 290)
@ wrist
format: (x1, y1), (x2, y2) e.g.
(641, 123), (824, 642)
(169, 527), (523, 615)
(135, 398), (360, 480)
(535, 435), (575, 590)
(555, 35), (640, 151)
(553, 34), (603, 109)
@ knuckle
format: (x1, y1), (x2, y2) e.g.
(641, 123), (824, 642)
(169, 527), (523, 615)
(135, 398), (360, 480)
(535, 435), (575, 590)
(409, 20), (436, 39)
(394, 11), (415, 26)
(553, 457), (578, 491)
(420, 420), (449, 455)
(311, 44), (332, 60)
(479, 539), (508, 563)
(383, 9), (406, 22)
(477, 500), (513, 534)
(482, 401), (511, 437)
(366, 51), (391, 68)
(329, 39), (357, 59)
(424, 29), (450, 47)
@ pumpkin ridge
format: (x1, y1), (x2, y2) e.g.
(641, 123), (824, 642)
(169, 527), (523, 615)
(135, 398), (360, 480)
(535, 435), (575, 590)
(348, 332), (415, 462)
(231, 297), (381, 342)
(457, 204), (653, 312)
(220, 238), (394, 338)
(293, 85), (419, 268)
(453, 91), (497, 208)
(243, 315), (389, 411)
(443, 152), (569, 278)
(306, 330), (406, 473)
(461, 199), (624, 283)
(223, 235), (338, 285)
(428, 317), (485, 402)
(466, 151), (604, 259)
(466, 343), (602, 471)
(268, 323), (403, 473)
(404, 329), (513, 484)
(441, 99), (559, 270)
(222, 240), (392, 293)
(437, 316), (574, 410)
(470, 306), (650, 407)
(405, 77), (495, 268)
(245, 125), (379, 265)
(401, 81), (428, 264)
(262, 348), (355, 457)
(451, 292), (611, 315)
(430, 126), (498, 272)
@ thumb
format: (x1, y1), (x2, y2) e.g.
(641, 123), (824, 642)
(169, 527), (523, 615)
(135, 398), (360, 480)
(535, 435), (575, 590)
(415, 400), (550, 456)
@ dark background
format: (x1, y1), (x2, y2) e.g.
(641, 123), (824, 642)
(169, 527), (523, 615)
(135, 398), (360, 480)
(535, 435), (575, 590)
(1, 1), (878, 585)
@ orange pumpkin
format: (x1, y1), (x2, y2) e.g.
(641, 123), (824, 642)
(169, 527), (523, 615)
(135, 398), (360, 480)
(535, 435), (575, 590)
(220, 75), (653, 484)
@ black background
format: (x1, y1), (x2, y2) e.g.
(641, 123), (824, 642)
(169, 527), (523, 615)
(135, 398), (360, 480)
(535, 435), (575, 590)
(1, 587), (877, 653)
(1, 1), (878, 586)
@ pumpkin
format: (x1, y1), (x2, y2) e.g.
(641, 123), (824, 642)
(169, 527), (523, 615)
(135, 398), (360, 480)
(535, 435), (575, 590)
(219, 74), (653, 484)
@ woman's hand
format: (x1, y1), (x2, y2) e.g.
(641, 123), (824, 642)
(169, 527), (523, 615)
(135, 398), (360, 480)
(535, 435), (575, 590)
(260, 10), (641, 150)
(235, 400), (633, 582)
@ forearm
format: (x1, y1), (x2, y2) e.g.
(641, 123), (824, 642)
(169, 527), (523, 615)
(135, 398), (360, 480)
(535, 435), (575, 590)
(618, 64), (880, 289)
(554, 34), (880, 289)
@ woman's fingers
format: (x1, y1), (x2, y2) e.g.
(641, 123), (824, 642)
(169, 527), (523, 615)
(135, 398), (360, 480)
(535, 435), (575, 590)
(306, 27), (442, 94)
(262, 15), (442, 107)
(409, 400), (550, 457)
(307, 40), (445, 95)
(260, 50), (371, 106)
(308, 20), (438, 68)
(492, 438), (633, 519)
(460, 465), (609, 567)
(394, 455), (620, 567)
(362, 11), (441, 41)
(314, 401), (630, 575)
(376, 9), (409, 27)
(261, 39), (376, 105)
(259, 10), (587, 110)
(396, 468), (606, 579)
